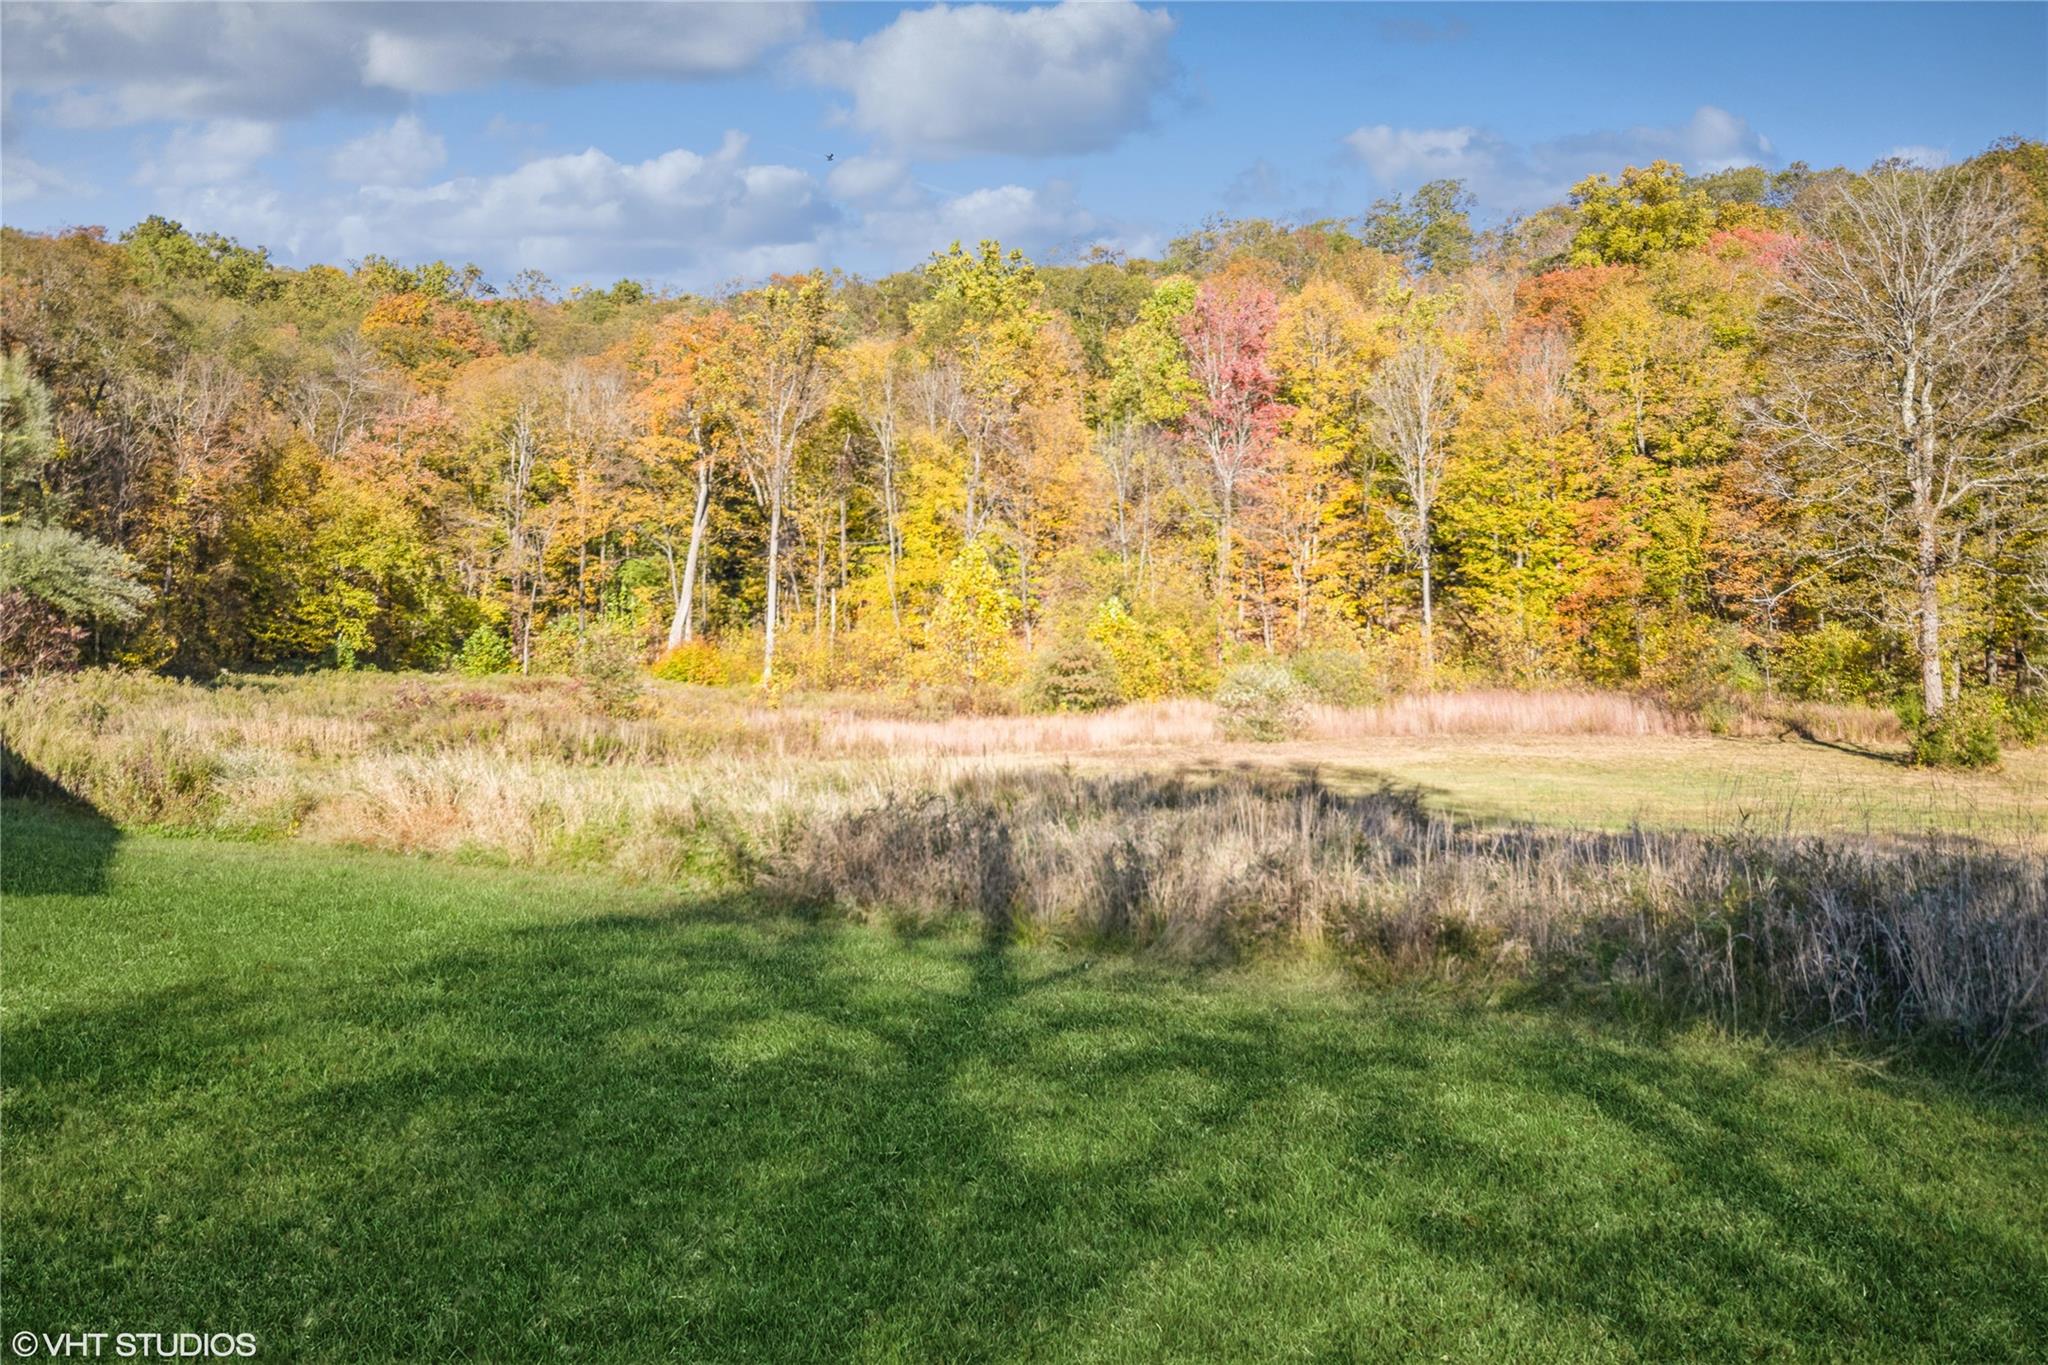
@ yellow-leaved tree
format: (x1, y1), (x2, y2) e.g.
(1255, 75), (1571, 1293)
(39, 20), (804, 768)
(927, 538), (1018, 690)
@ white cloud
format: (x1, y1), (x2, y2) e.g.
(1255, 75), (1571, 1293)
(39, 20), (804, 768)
(849, 177), (1105, 266)
(1345, 105), (1778, 212)
(2, 2), (811, 125)
(802, 0), (1177, 158)
(327, 114), (447, 186)
(1345, 125), (1510, 185)
(105, 113), (1131, 290)
(330, 132), (837, 280)
(936, 182), (1099, 242)
(1, 150), (91, 201)
(827, 155), (915, 204)
(1887, 144), (1950, 168)
(136, 118), (281, 187)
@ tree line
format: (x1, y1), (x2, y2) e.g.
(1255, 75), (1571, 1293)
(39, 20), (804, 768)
(2, 146), (2044, 723)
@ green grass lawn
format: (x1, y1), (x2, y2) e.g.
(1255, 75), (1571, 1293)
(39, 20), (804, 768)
(4, 800), (2045, 1362)
(1157, 735), (2048, 841)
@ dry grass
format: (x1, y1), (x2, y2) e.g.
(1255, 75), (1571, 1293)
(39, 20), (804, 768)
(5, 669), (2044, 1061)
(0, 671), (2032, 856)
(776, 768), (2048, 1060)
(760, 699), (1219, 756)
(1305, 689), (1690, 738)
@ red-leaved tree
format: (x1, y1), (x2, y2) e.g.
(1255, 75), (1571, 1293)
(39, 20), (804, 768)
(1179, 278), (1287, 608)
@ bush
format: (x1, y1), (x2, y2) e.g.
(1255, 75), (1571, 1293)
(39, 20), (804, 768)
(1025, 636), (1123, 713)
(1911, 692), (2003, 770)
(529, 617), (582, 675)
(453, 627), (513, 677)
(578, 624), (647, 719)
(778, 625), (912, 692)
(1214, 661), (1305, 742)
(1088, 596), (1216, 700)
(1287, 648), (1382, 707)
(1640, 613), (1759, 711)
(1779, 621), (1882, 704)
(2004, 696), (2047, 747)
(651, 640), (730, 685)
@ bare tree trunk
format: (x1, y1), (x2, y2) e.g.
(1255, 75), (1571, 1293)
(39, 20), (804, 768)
(1420, 540), (1435, 676)
(1216, 477), (1234, 605)
(762, 494), (783, 683)
(667, 459), (711, 649)
(813, 529), (827, 635)
(1917, 507), (1944, 717)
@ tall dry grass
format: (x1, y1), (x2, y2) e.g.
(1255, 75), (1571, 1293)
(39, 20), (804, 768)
(776, 768), (2048, 1060)
(4, 669), (2042, 1059)
(1305, 689), (1690, 738)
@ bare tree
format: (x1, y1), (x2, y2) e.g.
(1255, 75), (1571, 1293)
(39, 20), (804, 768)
(721, 278), (835, 683)
(287, 334), (387, 458)
(559, 362), (631, 632)
(845, 339), (908, 629)
(501, 395), (545, 672)
(1369, 339), (1463, 672)
(1752, 164), (2047, 715)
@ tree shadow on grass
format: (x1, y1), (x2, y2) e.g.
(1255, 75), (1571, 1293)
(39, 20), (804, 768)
(1, 743), (120, 897)
(5, 891), (2044, 1361)
(1385, 1026), (2048, 1358)
(1776, 718), (1912, 767)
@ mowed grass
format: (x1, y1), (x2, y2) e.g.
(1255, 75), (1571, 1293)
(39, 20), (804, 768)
(1155, 734), (2048, 841)
(4, 801), (2046, 1362)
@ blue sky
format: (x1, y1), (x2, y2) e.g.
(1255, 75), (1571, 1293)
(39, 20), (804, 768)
(3, 2), (2042, 290)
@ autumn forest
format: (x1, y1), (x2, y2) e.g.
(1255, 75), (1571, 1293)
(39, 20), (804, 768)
(4, 146), (2046, 739)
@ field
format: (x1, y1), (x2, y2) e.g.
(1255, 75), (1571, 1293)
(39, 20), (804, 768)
(3, 673), (2047, 1360)
(4, 803), (2045, 1362)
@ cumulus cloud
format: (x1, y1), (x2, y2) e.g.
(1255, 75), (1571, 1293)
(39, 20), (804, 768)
(1345, 105), (1777, 212)
(1, 150), (91, 202)
(328, 132), (837, 280)
(1, 2), (811, 125)
(1345, 125), (1510, 186)
(135, 118), (281, 187)
(849, 176), (1111, 268)
(81, 96), (1127, 289)
(327, 115), (448, 186)
(802, 0), (1177, 158)
(827, 155), (916, 205)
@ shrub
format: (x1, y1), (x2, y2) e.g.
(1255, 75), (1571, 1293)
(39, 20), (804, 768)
(778, 625), (912, 692)
(1640, 613), (1760, 711)
(651, 640), (729, 685)
(1214, 661), (1304, 741)
(577, 624), (647, 719)
(1779, 621), (1882, 703)
(1911, 692), (2003, 770)
(1287, 648), (1383, 707)
(529, 617), (582, 675)
(453, 627), (513, 677)
(1025, 636), (1123, 713)
(1088, 596), (1216, 700)
(2004, 696), (2047, 747)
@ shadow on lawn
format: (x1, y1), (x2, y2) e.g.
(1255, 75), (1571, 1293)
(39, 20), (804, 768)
(1, 744), (120, 896)
(7, 897), (2044, 1360)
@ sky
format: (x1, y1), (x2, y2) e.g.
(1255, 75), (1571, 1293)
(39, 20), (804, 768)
(2, 1), (2043, 291)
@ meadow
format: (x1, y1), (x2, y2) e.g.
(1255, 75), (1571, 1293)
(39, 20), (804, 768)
(4, 671), (2047, 1361)
(4, 803), (2045, 1363)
